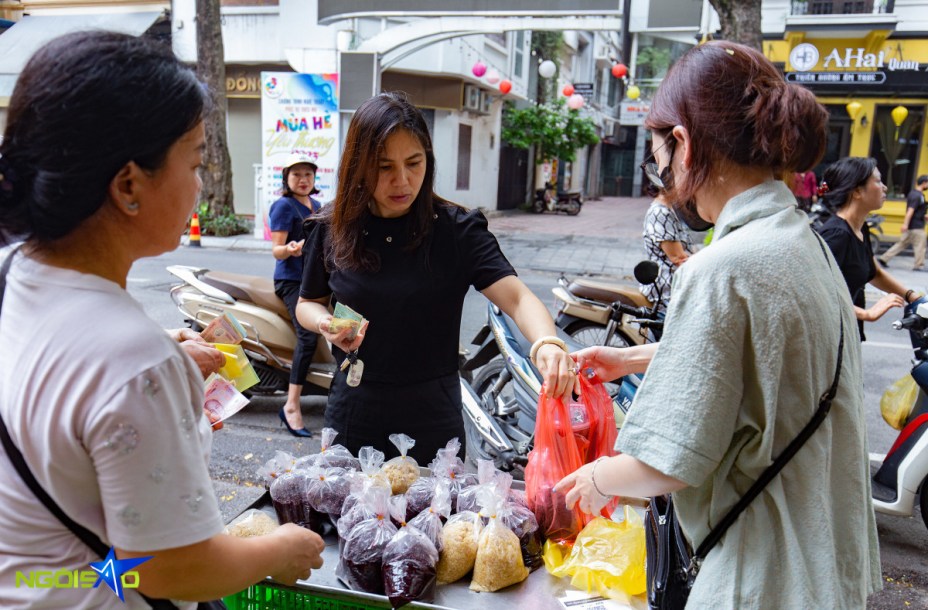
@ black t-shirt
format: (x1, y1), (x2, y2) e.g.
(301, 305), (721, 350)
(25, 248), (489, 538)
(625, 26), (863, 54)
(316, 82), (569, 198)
(818, 215), (875, 339)
(301, 204), (515, 383)
(906, 189), (927, 230)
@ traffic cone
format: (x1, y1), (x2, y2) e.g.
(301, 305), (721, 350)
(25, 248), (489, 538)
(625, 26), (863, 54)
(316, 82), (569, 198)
(189, 213), (202, 248)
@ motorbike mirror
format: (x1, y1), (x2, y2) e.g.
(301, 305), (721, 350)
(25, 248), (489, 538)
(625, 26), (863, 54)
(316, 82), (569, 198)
(633, 261), (660, 285)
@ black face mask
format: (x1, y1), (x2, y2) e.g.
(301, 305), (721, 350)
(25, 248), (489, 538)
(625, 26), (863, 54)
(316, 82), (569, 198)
(657, 164), (715, 232)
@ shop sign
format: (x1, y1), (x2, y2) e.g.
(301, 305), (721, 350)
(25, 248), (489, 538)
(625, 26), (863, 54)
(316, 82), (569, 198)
(789, 42), (923, 73)
(786, 72), (886, 85)
(573, 82), (594, 101)
(258, 72), (339, 239)
(226, 72), (261, 97)
(619, 101), (650, 126)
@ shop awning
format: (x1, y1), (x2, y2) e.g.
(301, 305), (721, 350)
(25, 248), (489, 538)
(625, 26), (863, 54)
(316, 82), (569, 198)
(0, 11), (164, 99)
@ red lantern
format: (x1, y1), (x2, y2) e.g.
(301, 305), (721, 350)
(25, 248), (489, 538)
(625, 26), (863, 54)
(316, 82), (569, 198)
(611, 63), (628, 78)
(562, 83), (575, 97)
(499, 79), (512, 94)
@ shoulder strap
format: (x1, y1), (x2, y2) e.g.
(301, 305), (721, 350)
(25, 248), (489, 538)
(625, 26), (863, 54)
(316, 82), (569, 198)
(689, 233), (845, 570)
(0, 248), (178, 610)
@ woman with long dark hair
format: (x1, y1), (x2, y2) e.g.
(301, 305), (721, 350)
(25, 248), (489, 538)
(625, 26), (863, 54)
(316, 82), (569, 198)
(296, 92), (574, 463)
(556, 41), (880, 608)
(0, 32), (322, 608)
(817, 157), (915, 339)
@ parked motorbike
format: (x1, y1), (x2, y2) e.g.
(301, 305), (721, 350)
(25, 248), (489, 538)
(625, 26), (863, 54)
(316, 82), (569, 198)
(167, 265), (335, 395)
(531, 182), (582, 215)
(873, 299), (928, 530)
(552, 261), (664, 348)
(809, 202), (884, 255)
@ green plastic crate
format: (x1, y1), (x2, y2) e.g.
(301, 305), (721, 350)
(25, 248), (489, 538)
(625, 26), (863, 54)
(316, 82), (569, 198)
(224, 582), (391, 610)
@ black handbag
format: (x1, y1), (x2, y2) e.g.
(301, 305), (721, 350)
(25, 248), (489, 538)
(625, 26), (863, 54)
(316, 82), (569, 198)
(0, 248), (226, 610)
(644, 234), (845, 609)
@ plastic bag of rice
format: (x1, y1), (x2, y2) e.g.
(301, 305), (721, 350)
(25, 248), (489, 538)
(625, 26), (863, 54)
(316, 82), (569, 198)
(469, 486), (529, 592)
(435, 511), (481, 584)
(225, 509), (278, 538)
(382, 433), (419, 495)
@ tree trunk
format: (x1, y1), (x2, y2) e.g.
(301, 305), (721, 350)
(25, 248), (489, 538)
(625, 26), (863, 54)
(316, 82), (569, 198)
(708, 0), (763, 51)
(196, 0), (234, 219)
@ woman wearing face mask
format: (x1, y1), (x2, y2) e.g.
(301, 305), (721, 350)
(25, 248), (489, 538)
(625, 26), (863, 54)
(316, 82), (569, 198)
(295, 92), (574, 464)
(556, 41), (880, 608)
(269, 152), (322, 437)
(816, 157), (916, 340)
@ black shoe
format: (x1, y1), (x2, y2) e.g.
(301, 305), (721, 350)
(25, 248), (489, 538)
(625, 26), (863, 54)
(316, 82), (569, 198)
(877, 258), (889, 268)
(278, 408), (313, 438)
(914, 267), (926, 272)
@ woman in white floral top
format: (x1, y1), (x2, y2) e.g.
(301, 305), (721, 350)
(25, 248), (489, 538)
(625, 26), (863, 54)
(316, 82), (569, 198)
(641, 189), (692, 318)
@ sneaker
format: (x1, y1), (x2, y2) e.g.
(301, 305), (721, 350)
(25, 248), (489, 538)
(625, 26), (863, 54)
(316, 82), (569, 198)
(877, 258), (889, 268)
(914, 267), (925, 272)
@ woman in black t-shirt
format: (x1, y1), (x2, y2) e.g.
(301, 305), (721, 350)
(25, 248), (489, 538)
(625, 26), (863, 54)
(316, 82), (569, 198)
(295, 93), (575, 463)
(817, 157), (917, 339)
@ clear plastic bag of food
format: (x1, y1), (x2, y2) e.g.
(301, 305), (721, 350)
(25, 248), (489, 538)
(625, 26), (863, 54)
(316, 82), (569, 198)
(428, 438), (478, 510)
(305, 465), (351, 517)
(337, 486), (398, 594)
(408, 479), (452, 552)
(456, 459), (504, 514)
(256, 450), (295, 488)
(495, 477), (543, 571)
(404, 475), (435, 522)
(470, 486), (529, 592)
(269, 471), (324, 534)
(435, 510), (482, 584)
(312, 428), (360, 470)
(383, 433), (419, 495)
(224, 508), (278, 538)
(382, 503), (440, 608)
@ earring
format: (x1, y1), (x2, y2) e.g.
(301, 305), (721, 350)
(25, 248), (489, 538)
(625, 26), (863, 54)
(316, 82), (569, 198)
(127, 201), (140, 211)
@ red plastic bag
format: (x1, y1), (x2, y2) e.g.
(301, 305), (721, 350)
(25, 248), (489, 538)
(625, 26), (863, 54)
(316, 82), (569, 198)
(578, 368), (618, 463)
(525, 391), (586, 542)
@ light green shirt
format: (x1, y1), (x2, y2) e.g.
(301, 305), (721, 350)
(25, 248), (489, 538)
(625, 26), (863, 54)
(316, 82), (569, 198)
(618, 180), (881, 609)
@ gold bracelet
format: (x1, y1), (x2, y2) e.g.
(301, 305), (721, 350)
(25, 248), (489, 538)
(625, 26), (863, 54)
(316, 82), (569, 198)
(529, 336), (568, 363)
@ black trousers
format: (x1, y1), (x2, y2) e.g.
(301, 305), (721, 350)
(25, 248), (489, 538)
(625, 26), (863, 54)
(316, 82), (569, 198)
(274, 279), (319, 386)
(324, 372), (466, 465)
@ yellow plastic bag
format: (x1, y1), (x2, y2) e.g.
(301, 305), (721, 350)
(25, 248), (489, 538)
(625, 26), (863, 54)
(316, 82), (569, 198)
(212, 343), (260, 392)
(881, 374), (918, 430)
(543, 508), (647, 600)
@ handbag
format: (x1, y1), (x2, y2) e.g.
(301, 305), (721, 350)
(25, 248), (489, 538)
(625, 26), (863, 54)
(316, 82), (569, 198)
(0, 248), (226, 610)
(644, 234), (846, 609)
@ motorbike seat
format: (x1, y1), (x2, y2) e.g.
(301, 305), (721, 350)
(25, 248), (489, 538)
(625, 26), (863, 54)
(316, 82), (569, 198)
(202, 271), (292, 320)
(557, 190), (582, 198)
(568, 278), (652, 309)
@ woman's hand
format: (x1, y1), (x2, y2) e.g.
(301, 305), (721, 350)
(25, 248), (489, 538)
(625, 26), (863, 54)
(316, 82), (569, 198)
(866, 293), (905, 322)
(535, 343), (575, 400)
(570, 345), (638, 384)
(315, 314), (368, 353)
(554, 459), (611, 516)
(167, 329), (225, 378)
(266, 523), (325, 585)
(286, 239), (305, 258)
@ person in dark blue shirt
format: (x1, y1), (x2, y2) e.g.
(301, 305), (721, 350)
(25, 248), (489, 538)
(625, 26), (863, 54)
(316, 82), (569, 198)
(269, 152), (322, 437)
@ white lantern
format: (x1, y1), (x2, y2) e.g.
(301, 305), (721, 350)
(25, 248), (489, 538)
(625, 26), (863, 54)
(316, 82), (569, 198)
(538, 60), (557, 79)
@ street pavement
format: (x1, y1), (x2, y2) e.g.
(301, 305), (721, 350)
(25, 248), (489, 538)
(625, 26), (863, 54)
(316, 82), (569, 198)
(194, 195), (928, 608)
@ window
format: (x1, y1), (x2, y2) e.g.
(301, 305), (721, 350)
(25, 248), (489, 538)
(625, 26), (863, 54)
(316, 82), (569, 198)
(869, 105), (924, 199)
(607, 72), (618, 106)
(514, 31), (525, 79)
(486, 32), (506, 47)
(457, 124), (472, 190)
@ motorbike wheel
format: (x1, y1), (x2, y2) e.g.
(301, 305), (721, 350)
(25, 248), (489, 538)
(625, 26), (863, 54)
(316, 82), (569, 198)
(531, 198), (546, 214)
(564, 319), (634, 349)
(464, 359), (525, 475)
(565, 199), (581, 216)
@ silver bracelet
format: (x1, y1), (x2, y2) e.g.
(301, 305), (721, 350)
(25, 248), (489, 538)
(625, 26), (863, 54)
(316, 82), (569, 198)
(590, 456), (610, 497)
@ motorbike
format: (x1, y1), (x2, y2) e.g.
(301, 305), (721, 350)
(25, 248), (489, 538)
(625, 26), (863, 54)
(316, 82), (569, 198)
(873, 299), (928, 530)
(809, 201), (884, 255)
(166, 265), (335, 395)
(551, 261), (664, 348)
(531, 182), (582, 216)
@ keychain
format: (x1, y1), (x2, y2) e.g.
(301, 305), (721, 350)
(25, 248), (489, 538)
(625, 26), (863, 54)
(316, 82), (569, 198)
(340, 350), (364, 387)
